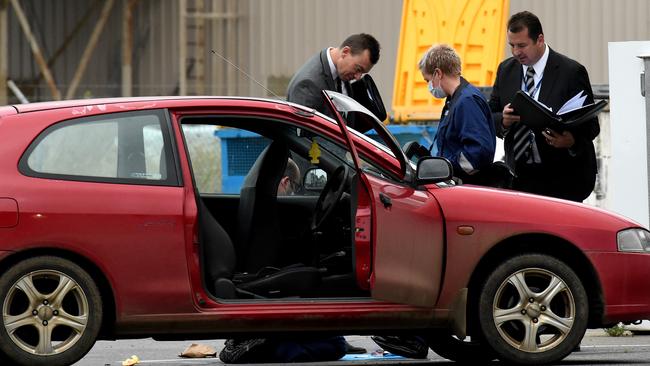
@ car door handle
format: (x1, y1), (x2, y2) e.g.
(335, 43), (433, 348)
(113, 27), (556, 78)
(379, 192), (392, 208)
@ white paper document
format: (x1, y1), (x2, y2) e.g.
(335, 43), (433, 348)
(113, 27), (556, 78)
(557, 90), (587, 115)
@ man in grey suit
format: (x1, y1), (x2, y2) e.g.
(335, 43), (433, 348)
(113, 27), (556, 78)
(286, 34), (380, 355)
(287, 33), (381, 119)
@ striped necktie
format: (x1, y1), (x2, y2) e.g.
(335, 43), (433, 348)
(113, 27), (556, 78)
(525, 66), (535, 94)
(512, 66), (537, 163)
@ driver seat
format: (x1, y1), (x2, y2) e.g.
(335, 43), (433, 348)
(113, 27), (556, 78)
(237, 140), (288, 272)
(198, 197), (321, 299)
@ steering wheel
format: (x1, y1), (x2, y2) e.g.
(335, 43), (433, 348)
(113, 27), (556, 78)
(310, 165), (349, 231)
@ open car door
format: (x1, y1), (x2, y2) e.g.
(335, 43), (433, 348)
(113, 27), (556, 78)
(322, 90), (444, 308)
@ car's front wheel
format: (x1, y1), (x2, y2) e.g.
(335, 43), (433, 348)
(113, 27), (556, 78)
(0, 256), (102, 366)
(478, 254), (587, 365)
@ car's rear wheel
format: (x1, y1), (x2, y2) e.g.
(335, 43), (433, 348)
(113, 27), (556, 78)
(426, 330), (496, 363)
(0, 256), (102, 366)
(478, 254), (587, 365)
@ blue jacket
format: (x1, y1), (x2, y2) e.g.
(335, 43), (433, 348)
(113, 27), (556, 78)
(434, 78), (496, 183)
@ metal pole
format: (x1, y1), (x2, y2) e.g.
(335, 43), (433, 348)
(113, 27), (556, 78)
(226, 0), (236, 96)
(179, 0), (187, 96)
(7, 79), (28, 104)
(0, 0), (7, 105)
(639, 55), (650, 220)
(10, 0), (61, 100)
(122, 0), (137, 97)
(195, 0), (205, 95)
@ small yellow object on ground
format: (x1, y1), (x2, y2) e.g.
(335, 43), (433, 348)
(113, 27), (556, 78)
(121, 354), (140, 365)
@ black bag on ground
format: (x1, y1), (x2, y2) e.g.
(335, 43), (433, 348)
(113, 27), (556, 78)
(219, 336), (346, 364)
(370, 335), (429, 359)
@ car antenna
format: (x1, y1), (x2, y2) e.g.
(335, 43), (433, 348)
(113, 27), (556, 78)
(210, 49), (282, 100)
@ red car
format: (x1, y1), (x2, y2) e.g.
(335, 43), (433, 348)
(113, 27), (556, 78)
(0, 91), (648, 366)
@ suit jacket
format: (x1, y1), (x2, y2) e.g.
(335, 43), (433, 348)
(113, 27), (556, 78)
(286, 49), (354, 119)
(489, 47), (600, 202)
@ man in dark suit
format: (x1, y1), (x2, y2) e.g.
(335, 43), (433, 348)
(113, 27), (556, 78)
(489, 11), (600, 202)
(286, 33), (380, 120)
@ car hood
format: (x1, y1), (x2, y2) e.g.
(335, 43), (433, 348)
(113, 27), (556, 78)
(429, 184), (642, 252)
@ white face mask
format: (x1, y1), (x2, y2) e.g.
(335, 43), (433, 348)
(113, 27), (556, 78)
(428, 79), (447, 99)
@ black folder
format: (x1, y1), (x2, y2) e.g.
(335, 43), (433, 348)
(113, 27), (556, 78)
(351, 74), (387, 121)
(510, 90), (607, 131)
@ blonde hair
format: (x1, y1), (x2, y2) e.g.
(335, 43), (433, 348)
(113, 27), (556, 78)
(418, 44), (461, 76)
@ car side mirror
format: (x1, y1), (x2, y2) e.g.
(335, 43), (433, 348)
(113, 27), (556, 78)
(416, 157), (453, 184)
(403, 141), (431, 162)
(304, 168), (327, 191)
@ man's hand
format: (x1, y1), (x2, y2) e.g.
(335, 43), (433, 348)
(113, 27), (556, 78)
(542, 128), (575, 149)
(502, 103), (520, 128)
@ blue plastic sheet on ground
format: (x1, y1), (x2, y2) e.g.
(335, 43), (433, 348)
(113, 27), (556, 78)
(341, 352), (406, 361)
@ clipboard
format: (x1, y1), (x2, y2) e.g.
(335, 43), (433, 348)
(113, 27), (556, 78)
(510, 90), (607, 131)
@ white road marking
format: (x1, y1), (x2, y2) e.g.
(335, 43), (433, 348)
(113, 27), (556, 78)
(582, 344), (650, 348)
(122, 360), (216, 364)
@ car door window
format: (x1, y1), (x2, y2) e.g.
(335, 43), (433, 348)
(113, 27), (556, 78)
(183, 124), (269, 194)
(182, 121), (353, 196)
(20, 110), (178, 186)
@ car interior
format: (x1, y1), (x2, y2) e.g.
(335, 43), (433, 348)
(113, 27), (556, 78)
(181, 116), (370, 301)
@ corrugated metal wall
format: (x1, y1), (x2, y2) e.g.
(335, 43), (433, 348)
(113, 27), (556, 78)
(3, 0), (650, 104)
(5, 0), (180, 100)
(245, 0), (402, 107)
(4, 0), (248, 101)
(7, 0), (124, 101)
(131, 0), (179, 96)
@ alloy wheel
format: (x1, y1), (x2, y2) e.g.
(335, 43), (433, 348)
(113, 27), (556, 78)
(3, 269), (89, 356)
(492, 267), (575, 353)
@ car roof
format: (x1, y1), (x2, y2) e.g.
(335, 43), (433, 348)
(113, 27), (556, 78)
(3, 96), (292, 114)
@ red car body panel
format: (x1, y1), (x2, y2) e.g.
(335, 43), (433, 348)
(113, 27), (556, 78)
(368, 174), (444, 307)
(588, 252), (650, 322)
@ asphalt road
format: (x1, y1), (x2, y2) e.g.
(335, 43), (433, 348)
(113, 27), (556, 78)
(75, 330), (650, 365)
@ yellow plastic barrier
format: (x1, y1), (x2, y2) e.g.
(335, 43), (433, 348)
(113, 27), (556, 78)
(392, 0), (509, 122)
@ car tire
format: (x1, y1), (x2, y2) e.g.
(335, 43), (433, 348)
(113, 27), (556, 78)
(477, 254), (588, 365)
(426, 330), (496, 363)
(0, 256), (102, 366)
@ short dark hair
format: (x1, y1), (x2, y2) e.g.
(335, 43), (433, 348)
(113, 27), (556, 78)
(508, 11), (544, 42)
(340, 33), (381, 65)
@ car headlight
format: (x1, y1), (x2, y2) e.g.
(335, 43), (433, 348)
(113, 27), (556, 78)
(617, 228), (650, 252)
